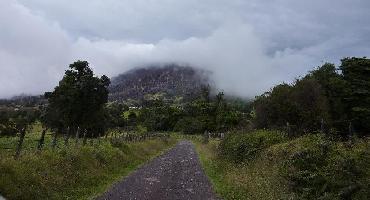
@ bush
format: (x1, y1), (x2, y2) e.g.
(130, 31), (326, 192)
(282, 135), (370, 199)
(219, 130), (287, 163)
(174, 117), (205, 134)
(0, 123), (18, 136)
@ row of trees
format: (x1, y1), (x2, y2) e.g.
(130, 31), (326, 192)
(253, 57), (370, 136)
(133, 86), (248, 134)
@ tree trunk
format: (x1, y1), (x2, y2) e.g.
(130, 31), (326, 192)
(98, 132), (101, 145)
(63, 127), (69, 146)
(90, 132), (94, 146)
(75, 127), (80, 145)
(320, 118), (324, 133)
(52, 131), (58, 149)
(14, 128), (26, 159)
(37, 128), (47, 151)
(82, 129), (88, 145)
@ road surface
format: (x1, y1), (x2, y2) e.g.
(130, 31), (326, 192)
(96, 140), (218, 200)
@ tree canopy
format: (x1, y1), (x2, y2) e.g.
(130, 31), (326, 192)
(44, 61), (110, 137)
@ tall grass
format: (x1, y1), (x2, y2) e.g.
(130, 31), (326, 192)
(0, 127), (177, 200)
(194, 130), (370, 200)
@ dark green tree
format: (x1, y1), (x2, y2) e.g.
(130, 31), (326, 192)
(340, 57), (370, 134)
(45, 61), (110, 138)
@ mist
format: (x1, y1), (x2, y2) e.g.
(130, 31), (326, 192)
(1, 0), (370, 98)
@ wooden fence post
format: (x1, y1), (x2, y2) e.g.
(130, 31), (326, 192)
(98, 132), (101, 145)
(37, 128), (47, 151)
(82, 129), (88, 145)
(321, 118), (325, 133)
(75, 127), (80, 145)
(286, 122), (291, 137)
(64, 127), (70, 146)
(51, 131), (58, 149)
(14, 128), (26, 159)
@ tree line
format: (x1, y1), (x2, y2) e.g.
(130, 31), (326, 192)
(253, 57), (370, 137)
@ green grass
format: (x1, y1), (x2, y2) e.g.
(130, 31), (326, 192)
(193, 130), (370, 200)
(0, 122), (55, 158)
(0, 125), (177, 200)
(194, 139), (289, 200)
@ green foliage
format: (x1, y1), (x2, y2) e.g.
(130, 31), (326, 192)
(134, 90), (248, 133)
(174, 117), (205, 134)
(219, 130), (286, 163)
(0, 111), (17, 136)
(308, 63), (349, 128)
(254, 79), (329, 133)
(196, 131), (370, 200)
(340, 57), (370, 134)
(105, 102), (128, 128)
(194, 138), (288, 200)
(0, 109), (40, 137)
(254, 57), (370, 136)
(139, 99), (182, 131)
(282, 135), (370, 199)
(44, 61), (110, 137)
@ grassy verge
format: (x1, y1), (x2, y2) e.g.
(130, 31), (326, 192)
(0, 134), (177, 200)
(193, 131), (370, 200)
(194, 140), (288, 199)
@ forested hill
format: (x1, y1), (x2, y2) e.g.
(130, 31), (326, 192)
(108, 64), (211, 102)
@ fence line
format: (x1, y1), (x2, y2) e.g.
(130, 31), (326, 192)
(0, 128), (170, 159)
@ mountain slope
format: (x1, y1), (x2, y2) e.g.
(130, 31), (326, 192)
(108, 64), (211, 102)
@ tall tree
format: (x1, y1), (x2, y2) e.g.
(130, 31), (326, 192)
(340, 57), (370, 134)
(45, 61), (110, 138)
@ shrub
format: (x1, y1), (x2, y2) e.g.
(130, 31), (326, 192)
(219, 130), (286, 163)
(282, 135), (370, 199)
(174, 117), (205, 134)
(0, 123), (18, 136)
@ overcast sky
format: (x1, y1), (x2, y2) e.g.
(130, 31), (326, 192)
(1, 0), (369, 98)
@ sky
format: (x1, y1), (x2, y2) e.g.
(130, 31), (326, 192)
(1, 0), (370, 98)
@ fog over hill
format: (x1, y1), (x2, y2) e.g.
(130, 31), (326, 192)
(109, 64), (211, 102)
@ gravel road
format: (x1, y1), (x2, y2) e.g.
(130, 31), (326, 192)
(96, 140), (218, 200)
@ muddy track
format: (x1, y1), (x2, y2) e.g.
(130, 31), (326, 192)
(96, 140), (218, 200)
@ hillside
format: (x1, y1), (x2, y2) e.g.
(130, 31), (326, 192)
(108, 64), (211, 103)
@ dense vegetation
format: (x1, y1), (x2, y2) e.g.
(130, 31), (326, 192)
(193, 57), (370, 200)
(254, 57), (370, 137)
(135, 88), (248, 134)
(195, 130), (370, 200)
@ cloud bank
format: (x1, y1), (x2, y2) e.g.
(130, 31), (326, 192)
(1, 0), (370, 98)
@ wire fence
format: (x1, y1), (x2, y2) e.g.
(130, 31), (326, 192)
(0, 127), (170, 159)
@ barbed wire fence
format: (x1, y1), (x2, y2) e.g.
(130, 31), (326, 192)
(0, 126), (170, 160)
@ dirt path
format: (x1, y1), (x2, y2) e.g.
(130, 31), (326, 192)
(96, 140), (218, 200)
